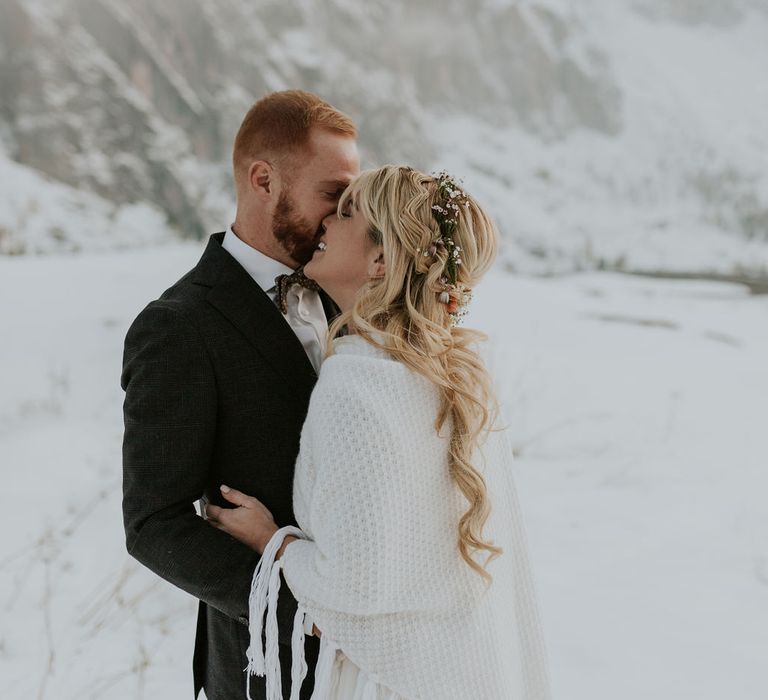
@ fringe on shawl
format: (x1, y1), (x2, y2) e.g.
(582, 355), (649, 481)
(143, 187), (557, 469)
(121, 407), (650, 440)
(245, 524), (342, 700)
(244, 525), (390, 699)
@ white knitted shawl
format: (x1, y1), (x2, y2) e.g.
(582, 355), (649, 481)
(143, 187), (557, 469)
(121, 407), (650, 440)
(246, 334), (551, 700)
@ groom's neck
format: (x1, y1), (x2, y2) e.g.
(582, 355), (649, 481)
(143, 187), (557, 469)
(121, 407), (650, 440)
(231, 216), (295, 268)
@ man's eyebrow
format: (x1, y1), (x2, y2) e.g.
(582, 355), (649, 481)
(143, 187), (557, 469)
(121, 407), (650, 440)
(318, 180), (350, 189)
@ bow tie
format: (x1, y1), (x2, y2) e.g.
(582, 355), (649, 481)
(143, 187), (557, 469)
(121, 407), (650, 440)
(273, 267), (321, 314)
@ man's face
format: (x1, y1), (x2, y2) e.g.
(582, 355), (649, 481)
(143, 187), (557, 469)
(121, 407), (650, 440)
(272, 128), (360, 266)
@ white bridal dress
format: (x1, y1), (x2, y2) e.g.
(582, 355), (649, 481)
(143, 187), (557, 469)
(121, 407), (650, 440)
(310, 616), (406, 699)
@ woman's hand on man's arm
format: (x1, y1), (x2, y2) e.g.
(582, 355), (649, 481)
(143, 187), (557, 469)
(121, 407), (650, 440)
(204, 484), (279, 554)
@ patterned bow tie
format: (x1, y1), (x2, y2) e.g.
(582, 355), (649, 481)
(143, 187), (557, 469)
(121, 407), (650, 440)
(273, 267), (321, 314)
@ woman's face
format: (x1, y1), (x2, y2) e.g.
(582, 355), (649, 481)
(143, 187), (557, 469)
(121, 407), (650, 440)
(303, 195), (384, 310)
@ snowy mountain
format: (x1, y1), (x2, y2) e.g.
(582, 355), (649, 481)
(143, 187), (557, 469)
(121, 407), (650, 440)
(1, 0), (767, 274)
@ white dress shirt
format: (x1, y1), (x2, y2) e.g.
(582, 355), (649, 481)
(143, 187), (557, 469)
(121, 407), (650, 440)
(222, 225), (328, 374)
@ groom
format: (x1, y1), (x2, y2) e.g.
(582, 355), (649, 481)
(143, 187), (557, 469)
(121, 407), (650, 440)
(121, 90), (359, 699)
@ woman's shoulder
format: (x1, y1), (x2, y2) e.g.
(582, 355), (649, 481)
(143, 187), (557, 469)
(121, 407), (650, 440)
(316, 333), (427, 400)
(322, 332), (403, 370)
(309, 333), (440, 436)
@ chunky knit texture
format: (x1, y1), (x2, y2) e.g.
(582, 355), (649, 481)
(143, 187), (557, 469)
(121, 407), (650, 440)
(247, 334), (551, 700)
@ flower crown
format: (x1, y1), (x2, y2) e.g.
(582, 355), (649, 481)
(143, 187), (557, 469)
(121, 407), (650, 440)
(415, 170), (472, 324)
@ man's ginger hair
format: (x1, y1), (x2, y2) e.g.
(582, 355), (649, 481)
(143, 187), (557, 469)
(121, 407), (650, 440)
(232, 90), (357, 190)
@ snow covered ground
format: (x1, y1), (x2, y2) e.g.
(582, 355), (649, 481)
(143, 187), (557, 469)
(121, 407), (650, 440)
(1, 244), (766, 699)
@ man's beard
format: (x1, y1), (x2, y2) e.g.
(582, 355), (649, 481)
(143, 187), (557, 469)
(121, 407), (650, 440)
(272, 190), (322, 266)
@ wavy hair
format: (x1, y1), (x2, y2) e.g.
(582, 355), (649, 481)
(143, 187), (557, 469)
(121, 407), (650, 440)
(326, 165), (502, 585)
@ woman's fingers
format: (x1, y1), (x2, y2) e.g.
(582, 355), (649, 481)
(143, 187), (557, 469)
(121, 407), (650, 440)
(205, 511), (233, 535)
(204, 503), (239, 524)
(220, 484), (253, 508)
(205, 503), (223, 521)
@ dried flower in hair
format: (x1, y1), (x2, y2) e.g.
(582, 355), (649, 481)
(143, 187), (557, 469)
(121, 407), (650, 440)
(426, 170), (473, 324)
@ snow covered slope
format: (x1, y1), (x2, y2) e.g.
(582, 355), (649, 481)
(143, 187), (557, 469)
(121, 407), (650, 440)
(1, 0), (767, 272)
(0, 153), (173, 253)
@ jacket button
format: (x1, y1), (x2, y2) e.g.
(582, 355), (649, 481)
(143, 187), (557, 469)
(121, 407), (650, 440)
(238, 615), (249, 625)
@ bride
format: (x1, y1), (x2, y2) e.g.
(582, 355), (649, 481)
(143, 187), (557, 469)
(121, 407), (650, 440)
(204, 165), (551, 700)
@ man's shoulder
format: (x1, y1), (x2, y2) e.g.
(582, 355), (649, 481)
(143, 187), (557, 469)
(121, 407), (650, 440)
(156, 267), (207, 306)
(127, 272), (203, 325)
(133, 236), (223, 319)
(148, 231), (227, 307)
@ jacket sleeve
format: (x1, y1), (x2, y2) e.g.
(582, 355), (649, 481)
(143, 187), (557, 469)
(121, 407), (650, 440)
(121, 300), (299, 644)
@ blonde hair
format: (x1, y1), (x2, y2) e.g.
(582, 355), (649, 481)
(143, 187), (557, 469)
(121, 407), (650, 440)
(328, 165), (502, 585)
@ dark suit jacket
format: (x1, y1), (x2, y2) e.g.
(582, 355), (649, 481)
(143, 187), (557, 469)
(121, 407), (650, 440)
(121, 232), (334, 699)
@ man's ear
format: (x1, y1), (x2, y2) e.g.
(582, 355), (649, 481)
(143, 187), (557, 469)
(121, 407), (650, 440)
(369, 248), (386, 279)
(248, 160), (274, 199)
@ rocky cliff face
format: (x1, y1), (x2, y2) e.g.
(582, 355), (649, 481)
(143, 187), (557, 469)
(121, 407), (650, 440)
(1, 0), (766, 273)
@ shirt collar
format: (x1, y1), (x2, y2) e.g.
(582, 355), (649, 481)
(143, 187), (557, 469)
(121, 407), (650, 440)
(222, 224), (294, 292)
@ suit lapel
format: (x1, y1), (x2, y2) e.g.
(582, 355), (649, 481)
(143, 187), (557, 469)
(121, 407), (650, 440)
(191, 233), (317, 396)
